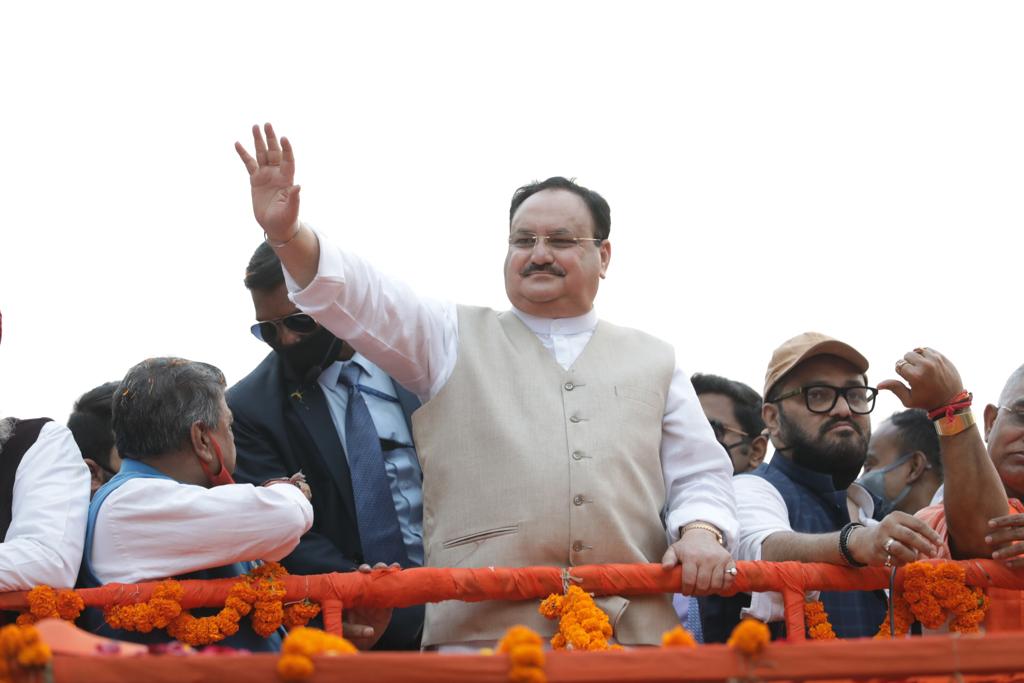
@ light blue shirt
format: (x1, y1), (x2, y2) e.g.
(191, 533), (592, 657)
(318, 353), (424, 565)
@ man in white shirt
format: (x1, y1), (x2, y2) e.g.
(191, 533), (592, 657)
(81, 357), (314, 651)
(733, 332), (943, 638)
(0, 310), (91, 591)
(234, 124), (738, 648)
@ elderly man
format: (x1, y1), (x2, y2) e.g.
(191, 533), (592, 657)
(0, 311), (90, 591)
(80, 357), (314, 650)
(884, 353), (1023, 631)
(732, 333), (942, 638)
(234, 124), (738, 648)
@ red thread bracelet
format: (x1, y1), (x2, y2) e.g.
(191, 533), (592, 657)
(928, 391), (972, 422)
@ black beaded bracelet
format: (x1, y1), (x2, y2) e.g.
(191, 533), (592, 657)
(838, 521), (866, 568)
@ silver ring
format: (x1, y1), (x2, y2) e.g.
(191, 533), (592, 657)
(726, 566), (738, 576)
(884, 554), (893, 568)
(884, 538), (895, 553)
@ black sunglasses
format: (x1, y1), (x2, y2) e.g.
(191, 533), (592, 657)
(250, 312), (319, 344)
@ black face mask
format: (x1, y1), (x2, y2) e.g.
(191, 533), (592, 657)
(276, 326), (343, 383)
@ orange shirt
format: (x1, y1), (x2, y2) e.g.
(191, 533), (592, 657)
(916, 498), (1024, 632)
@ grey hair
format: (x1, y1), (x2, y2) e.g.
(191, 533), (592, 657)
(112, 358), (226, 459)
(999, 364), (1024, 407)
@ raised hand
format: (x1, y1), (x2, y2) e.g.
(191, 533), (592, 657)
(235, 123), (301, 241)
(877, 347), (964, 411)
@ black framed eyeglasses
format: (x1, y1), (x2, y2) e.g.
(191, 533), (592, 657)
(708, 419), (752, 452)
(250, 312), (319, 343)
(508, 233), (603, 250)
(770, 384), (878, 415)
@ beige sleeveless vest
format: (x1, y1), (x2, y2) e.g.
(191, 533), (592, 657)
(412, 305), (679, 646)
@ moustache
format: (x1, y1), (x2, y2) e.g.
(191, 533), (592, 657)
(520, 263), (566, 277)
(819, 418), (863, 437)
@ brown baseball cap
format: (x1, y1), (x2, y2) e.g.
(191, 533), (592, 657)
(763, 332), (869, 398)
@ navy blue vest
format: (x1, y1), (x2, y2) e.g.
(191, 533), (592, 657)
(754, 455), (886, 638)
(79, 459), (281, 651)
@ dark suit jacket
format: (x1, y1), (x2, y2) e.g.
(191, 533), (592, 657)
(227, 351), (423, 649)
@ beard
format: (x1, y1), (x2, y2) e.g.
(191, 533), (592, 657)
(777, 408), (868, 490)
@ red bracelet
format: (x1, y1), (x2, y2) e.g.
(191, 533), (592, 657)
(927, 391), (973, 422)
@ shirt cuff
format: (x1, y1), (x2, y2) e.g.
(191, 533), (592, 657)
(284, 225), (349, 311)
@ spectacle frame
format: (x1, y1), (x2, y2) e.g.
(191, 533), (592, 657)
(770, 384), (878, 415)
(708, 418), (753, 452)
(508, 233), (603, 250)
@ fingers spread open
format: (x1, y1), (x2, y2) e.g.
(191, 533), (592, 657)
(253, 124), (268, 166)
(235, 142), (259, 175)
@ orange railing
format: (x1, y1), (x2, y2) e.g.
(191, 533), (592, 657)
(3, 559), (1023, 641)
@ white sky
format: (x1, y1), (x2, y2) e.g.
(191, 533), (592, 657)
(1, 1), (1021, 431)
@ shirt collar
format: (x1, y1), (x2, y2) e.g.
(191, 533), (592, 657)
(318, 352), (377, 385)
(510, 306), (598, 336)
(769, 452), (844, 496)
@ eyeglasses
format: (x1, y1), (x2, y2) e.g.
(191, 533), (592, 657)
(999, 405), (1024, 428)
(508, 233), (603, 250)
(250, 312), (319, 343)
(770, 384), (878, 415)
(708, 419), (752, 452)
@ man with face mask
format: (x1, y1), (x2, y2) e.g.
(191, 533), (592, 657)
(858, 409), (943, 516)
(731, 333), (943, 638)
(227, 242), (425, 651)
(79, 357), (313, 651)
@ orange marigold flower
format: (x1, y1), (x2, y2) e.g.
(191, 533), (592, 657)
(0, 624), (25, 658)
(55, 589), (85, 621)
(661, 625), (697, 648)
(727, 618), (770, 656)
(17, 641), (52, 668)
(509, 644), (545, 667)
(277, 653), (315, 682)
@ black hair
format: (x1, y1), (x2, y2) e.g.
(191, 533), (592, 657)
(244, 241), (285, 291)
(887, 408), (943, 479)
(113, 358), (226, 459)
(67, 381), (119, 470)
(691, 373), (766, 437)
(509, 176), (611, 241)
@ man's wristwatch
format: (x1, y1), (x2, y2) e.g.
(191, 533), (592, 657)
(680, 521), (725, 547)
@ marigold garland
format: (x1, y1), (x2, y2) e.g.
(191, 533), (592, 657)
(804, 601), (836, 640)
(874, 561), (990, 637)
(727, 618), (770, 656)
(16, 585), (85, 625)
(498, 625), (546, 683)
(276, 626), (357, 682)
(102, 561), (320, 648)
(539, 585), (619, 651)
(661, 625), (697, 647)
(0, 623), (52, 680)
(283, 600), (322, 629)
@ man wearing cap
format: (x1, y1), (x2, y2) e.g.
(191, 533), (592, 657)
(234, 123), (739, 649)
(731, 332), (942, 638)
(0, 310), (91, 591)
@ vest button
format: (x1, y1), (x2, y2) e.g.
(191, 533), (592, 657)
(569, 415), (581, 423)
(564, 382), (575, 391)
(571, 451), (583, 460)
(572, 541), (585, 552)
(573, 494), (585, 506)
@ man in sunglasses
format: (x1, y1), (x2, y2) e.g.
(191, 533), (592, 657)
(234, 124), (737, 649)
(731, 332), (943, 638)
(0, 310), (91, 591)
(227, 242), (424, 650)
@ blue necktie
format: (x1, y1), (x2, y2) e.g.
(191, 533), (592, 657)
(339, 363), (408, 566)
